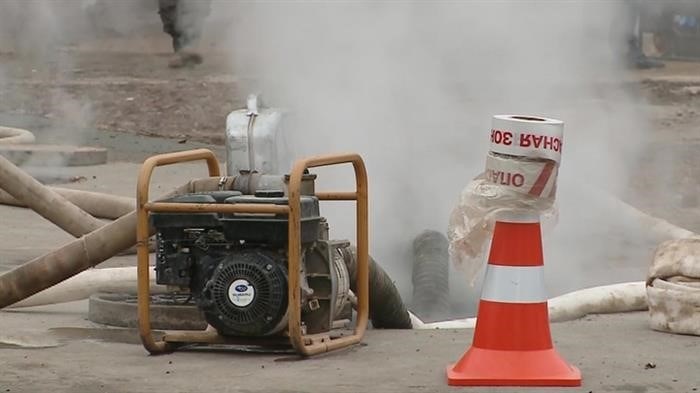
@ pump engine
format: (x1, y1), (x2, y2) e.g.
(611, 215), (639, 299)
(151, 189), (353, 337)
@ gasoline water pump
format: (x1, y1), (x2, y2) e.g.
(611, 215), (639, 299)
(135, 96), (371, 355)
(135, 148), (369, 356)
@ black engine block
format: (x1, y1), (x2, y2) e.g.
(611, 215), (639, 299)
(151, 190), (322, 336)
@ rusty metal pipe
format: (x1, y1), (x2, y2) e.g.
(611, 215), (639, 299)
(0, 154), (105, 237)
(315, 191), (357, 200)
(0, 187), (135, 219)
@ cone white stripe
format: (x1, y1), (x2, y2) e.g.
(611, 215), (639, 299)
(493, 210), (541, 223)
(480, 265), (548, 303)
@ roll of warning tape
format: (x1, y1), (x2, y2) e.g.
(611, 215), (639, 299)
(483, 152), (558, 198)
(490, 115), (564, 164)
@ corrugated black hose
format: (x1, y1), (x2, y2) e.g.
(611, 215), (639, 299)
(411, 230), (450, 322)
(340, 246), (413, 329)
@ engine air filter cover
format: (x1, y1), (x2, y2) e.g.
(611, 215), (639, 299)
(200, 250), (288, 336)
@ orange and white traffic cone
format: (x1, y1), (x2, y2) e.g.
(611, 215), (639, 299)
(447, 212), (581, 386)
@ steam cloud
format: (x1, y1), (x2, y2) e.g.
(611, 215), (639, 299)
(0, 0), (154, 155)
(217, 1), (657, 313)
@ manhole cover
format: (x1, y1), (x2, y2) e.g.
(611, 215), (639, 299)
(88, 293), (207, 330)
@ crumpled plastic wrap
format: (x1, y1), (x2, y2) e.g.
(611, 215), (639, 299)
(447, 170), (558, 286)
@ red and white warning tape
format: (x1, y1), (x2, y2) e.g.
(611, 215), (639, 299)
(489, 115), (564, 164)
(484, 115), (563, 199)
(484, 152), (558, 198)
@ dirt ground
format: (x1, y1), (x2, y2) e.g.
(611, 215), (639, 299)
(0, 36), (239, 144)
(2, 306), (699, 393)
(626, 61), (700, 233)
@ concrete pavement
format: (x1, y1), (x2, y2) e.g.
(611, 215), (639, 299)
(1, 304), (697, 393)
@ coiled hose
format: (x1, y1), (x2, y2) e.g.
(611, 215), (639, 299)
(340, 246), (413, 329)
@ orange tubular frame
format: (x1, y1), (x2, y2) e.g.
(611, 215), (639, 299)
(136, 148), (369, 357)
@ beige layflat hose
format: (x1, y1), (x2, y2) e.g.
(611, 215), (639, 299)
(0, 177), (223, 309)
(0, 154), (104, 237)
(410, 281), (647, 329)
(7, 266), (165, 308)
(0, 187), (135, 220)
(0, 126), (36, 145)
(9, 269), (647, 331)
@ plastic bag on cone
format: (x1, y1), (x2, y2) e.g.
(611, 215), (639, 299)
(447, 175), (558, 286)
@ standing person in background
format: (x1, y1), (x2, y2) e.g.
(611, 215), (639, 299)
(158, 0), (212, 68)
